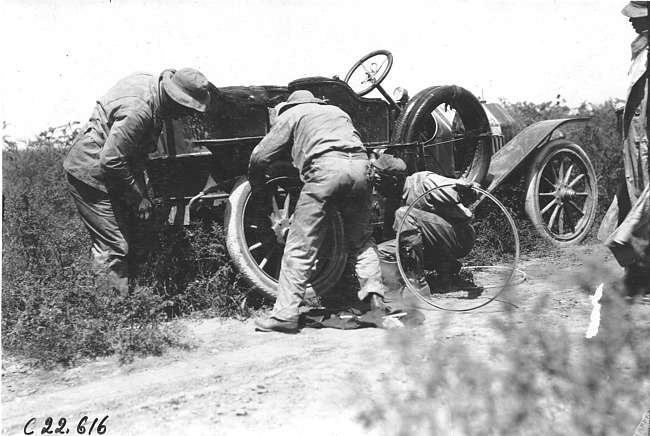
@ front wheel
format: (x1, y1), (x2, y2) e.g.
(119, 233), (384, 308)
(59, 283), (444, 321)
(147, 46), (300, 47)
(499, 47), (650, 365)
(524, 139), (598, 247)
(225, 177), (347, 301)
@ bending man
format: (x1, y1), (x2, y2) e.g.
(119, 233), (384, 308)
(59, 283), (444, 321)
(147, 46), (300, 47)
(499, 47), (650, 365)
(64, 68), (211, 295)
(249, 90), (388, 334)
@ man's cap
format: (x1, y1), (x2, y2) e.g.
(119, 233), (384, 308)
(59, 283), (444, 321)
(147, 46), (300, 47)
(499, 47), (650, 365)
(372, 154), (407, 176)
(275, 90), (326, 116)
(162, 68), (211, 113)
(622, 1), (649, 18)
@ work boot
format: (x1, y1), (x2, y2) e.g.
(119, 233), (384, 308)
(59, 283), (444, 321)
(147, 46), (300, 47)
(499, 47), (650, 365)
(401, 252), (431, 296)
(370, 293), (389, 313)
(254, 316), (299, 334)
(428, 274), (452, 294)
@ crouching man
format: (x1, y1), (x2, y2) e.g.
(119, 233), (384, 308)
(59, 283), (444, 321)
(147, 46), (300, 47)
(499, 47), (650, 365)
(248, 90), (388, 334)
(373, 154), (479, 294)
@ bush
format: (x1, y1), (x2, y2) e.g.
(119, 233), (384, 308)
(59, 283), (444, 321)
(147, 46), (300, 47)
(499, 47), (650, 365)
(2, 133), (258, 368)
(468, 178), (556, 266)
(135, 222), (259, 319)
(360, 273), (650, 435)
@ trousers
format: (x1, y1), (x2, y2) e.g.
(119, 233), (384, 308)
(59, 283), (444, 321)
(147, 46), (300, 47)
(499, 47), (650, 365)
(272, 154), (386, 322)
(67, 174), (151, 294)
(378, 206), (476, 269)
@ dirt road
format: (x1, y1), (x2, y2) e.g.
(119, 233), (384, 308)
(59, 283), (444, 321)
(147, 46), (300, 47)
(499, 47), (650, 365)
(1, 242), (637, 435)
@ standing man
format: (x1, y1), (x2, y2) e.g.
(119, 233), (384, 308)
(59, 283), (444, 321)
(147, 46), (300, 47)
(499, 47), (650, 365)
(64, 68), (211, 295)
(249, 90), (388, 333)
(373, 155), (479, 294)
(599, 2), (650, 296)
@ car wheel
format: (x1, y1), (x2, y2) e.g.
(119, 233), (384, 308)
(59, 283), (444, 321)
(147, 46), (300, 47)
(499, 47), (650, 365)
(524, 139), (598, 247)
(225, 177), (347, 301)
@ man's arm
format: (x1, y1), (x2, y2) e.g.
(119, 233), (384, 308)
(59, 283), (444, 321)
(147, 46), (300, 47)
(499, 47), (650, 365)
(99, 107), (153, 219)
(248, 115), (294, 192)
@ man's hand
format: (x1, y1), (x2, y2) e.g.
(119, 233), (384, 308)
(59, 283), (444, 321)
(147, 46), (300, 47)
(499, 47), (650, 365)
(455, 179), (480, 206)
(137, 196), (153, 220)
(247, 172), (268, 197)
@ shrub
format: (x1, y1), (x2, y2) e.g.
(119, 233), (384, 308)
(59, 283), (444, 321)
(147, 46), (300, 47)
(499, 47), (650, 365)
(135, 221), (259, 319)
(2, 132), (258, 368)
(360, 272), (650, 435)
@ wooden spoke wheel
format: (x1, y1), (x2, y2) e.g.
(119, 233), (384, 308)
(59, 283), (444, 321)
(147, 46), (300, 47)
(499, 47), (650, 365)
(524, 139), (598, 246)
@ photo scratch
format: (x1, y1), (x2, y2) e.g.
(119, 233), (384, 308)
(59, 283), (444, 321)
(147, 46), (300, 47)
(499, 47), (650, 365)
(586, 282), (604, 338)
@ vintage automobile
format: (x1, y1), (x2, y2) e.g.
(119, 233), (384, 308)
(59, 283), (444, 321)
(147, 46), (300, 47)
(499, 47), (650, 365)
(145, 50), (598, 301)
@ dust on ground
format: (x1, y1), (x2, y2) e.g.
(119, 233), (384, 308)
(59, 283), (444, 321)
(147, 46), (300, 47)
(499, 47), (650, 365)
(2, 242), (643, 435)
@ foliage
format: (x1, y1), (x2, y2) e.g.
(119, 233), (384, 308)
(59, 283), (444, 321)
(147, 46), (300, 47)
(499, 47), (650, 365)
(467, 178), (555, 266)
(2, 132), (257, 368)
(135, 222), (259, 319)
(360, 273), (650, 435)
(501, 99), (623, 222)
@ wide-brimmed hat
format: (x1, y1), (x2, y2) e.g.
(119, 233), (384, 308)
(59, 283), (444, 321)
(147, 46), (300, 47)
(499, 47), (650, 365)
(161, 68), (211, 113)
(275, 90), (326, 116)
(622, 1), (649, 17)
(372, 154), (407, 176)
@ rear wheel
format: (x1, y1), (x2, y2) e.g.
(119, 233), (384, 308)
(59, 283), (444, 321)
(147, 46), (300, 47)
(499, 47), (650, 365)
(524, 139), (598, 246)
(225, 177), (347, 301)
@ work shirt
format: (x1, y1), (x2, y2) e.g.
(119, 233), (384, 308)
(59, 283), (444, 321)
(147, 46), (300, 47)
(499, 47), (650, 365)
(248, 103), (366, 188)
(64, 72), (163, 193)
(401, 172), (473, 224)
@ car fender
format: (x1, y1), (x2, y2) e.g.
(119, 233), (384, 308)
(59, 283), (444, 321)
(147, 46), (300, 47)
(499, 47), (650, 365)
(484, 117), (590, 193)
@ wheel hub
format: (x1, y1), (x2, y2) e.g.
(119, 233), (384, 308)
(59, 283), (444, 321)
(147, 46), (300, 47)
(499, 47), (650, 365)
(270, 214), (291, 244)
(554, 184), (577, 201)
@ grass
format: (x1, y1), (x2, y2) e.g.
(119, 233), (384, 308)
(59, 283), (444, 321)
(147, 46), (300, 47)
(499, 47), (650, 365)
(2, 138), (261, 368)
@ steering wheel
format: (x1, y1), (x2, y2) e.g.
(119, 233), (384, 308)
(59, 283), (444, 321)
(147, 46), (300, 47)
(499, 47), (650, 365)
(344, 50), (393, 96)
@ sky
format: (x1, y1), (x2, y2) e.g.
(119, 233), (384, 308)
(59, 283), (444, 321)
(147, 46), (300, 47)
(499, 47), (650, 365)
(0, 0), (636, 139)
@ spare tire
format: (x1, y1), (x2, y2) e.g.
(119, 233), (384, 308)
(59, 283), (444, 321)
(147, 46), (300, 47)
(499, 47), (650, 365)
(391, 85), (492, 185)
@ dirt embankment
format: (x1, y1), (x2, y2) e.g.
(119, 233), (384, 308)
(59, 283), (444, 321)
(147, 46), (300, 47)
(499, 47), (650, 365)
(1, 243), (641, 436)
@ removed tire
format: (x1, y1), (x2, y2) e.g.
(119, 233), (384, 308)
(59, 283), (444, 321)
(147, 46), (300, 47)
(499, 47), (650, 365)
(524, 139), (598, 247)
(225, 177), (347, 301)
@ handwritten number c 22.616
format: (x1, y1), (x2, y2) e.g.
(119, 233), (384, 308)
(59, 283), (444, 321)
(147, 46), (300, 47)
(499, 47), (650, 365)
(23, 416), (108, 435)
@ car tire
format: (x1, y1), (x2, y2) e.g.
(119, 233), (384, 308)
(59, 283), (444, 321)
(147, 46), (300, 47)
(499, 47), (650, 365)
(225, 177), (348, 301)
(391, 85), (492, 185)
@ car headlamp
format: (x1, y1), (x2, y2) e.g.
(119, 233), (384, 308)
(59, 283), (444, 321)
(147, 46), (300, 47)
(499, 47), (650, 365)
(393, 87), (409, 104)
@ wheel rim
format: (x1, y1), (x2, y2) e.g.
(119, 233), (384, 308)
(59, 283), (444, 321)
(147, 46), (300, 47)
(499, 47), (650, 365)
(534, 148), (596, 242)
(395, 184), (520, 312)
(240, 179), (345, 288)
